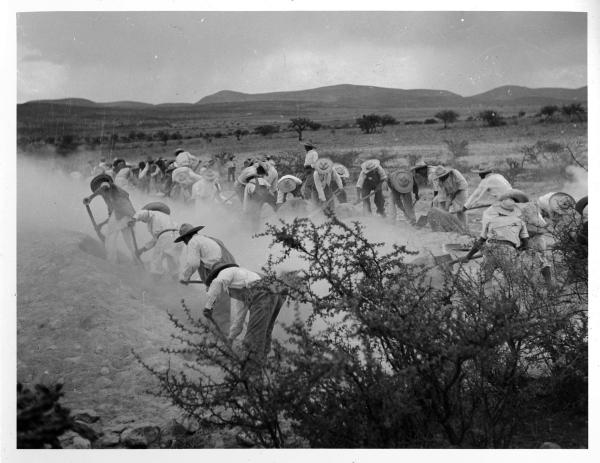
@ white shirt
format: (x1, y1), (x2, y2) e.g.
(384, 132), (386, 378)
(263, 164), (279, 191)
(114, 168), (131, 189)
(314, 169), (344, 202)
(133, 210), (178, 238)
(464, 173), (512, 209)
(243, 178), (271, 211)
(304, 149), (319, 168)
(205, 267), (262, 310)
(180, 235), (224, 281)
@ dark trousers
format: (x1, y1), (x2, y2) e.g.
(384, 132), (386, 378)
(227, 167), (236, 182)
(242, 288), (285, 371)
(391, 189), (416, 224)
(362, 182), (385, 216)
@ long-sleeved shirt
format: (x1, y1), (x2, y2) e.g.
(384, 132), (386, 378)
(204, 266), (262, 310)
(243, 177), (271, 211)
(114, 167), (132, 189)
(314, 169), (344, 202)
(304, 149), (319, 168)
(133, 210), (178, 239)
(263, 164), (279, 191)
(180, 234), (224, 281)
(464, 173), (512, 209)
(481, 213), (529, 248)
(437, 169), (468, 199)
(99, 183), (135, 219)
(356, 165), (388, 189)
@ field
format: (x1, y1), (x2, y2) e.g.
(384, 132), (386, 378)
(16, 100), (588, 449)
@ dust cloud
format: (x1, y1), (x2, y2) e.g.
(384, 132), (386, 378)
(561, 165), (588, 201)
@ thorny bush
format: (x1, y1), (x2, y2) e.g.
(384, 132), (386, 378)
(140, 212), (587, 448)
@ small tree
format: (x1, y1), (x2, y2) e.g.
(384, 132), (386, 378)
(539, 105), (559, 122)
(289, 118), (321, 141)
(561, 103), (586, 122)
(479, 110), (505, 127)
(443, 139), (469, 158)
(254, 125), (280, 137)
(434, 110), (459, 129)
(380, 114), (399, 127)
(234, 128), (249, 141)
(356, 114), (382, 134)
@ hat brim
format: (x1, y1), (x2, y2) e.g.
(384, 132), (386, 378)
(471, 168), (492, 173)
(90, 174), (113, 192)
(142, 202), (171, 215)
(174, 225), (205, 243)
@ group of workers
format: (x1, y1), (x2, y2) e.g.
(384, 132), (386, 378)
(80, 140), (588, 369)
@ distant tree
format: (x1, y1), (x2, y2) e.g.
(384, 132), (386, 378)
(356, 114), (382, 134)
(479, 110), (505, 127)
(539, 105), (559, 121)
(434, 110), (459, 129)
(288, 117), (321, 141)
(380, 114), (399, 127)
(561, 103), (586, 122)
(253, 125), (280, 137)
(424, 118), (438, 125)
(234, 128), (250, 141)
(518, 111), (526, 118)
(170, 131), (183, 141)
(155, 131), (169, 145)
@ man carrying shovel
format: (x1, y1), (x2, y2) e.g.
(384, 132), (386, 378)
(387, 158), (419, 226)
(356, 159), (388, 217)
(312, 157), (346, 212)
(83, 173), (139, 264)
(130, 202), (183, 280)
(463, 162), (512, 215)
(175, 224), (238, 334)
(431, 166), (469, 227)
(202, 263), (286, 372)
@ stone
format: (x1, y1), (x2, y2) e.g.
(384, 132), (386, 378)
(59, 430), (91, 449)
(121, 423), (161, 449)
(71, 408), (100, 423)
(72, 419), (103, 441)
(98, 432), (120, 448)
(540, 442), (561, 449)
(100, 366), (110, 375)
(96, 377), (113, 388)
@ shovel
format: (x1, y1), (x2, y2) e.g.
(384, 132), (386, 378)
(84, 203), (106, 243)
(128, 224), (144, 265)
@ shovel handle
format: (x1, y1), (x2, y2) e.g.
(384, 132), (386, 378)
(84, 203), (106, 243)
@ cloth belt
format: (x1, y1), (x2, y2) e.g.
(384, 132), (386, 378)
(486, 239), (517, 249)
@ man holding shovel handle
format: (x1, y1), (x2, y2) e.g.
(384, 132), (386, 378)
(83, 173), (140, 264)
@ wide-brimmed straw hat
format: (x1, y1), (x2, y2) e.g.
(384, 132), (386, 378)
(90, 173), (113, 192)
(315, 158), (333, 174)
(302, 140), (317, 150)
(499, 189), (530, 203)
(278, 175), (302, 193)
(360, 159), (380, 173)
(497, 198), (517, 215)
(410, 160), (428, 170)
(548, 192), (575, 213)
(471, 162), (494, 174)
(174, 223), (205, 243)
(142, 202), (171, 215)
(431, 165), (451, 180)
(575, 196), (588, 216)
(389, 169), (414, 193)
(333, 163), (350, 179)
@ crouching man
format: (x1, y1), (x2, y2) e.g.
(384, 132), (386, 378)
(130, 202), (182, 279)
(461, 198), (529, 291)
(203, 264), (286, 371)
(83, 173), (137, 264)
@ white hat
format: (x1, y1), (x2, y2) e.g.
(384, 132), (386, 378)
(333, 163), (350, 179)
(389, 169), (414, 193)
(315, 158), (333, 174)
(278, 175), (302, 193)
(361, 159), (380, 173)
(497, 198), (517, 215)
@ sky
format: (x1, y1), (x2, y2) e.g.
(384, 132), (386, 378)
(17, 11), (587, 104)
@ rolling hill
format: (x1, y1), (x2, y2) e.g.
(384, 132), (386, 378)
(22, 83), (587, 111)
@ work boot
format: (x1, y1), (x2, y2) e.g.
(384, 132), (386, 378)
(541, 266), (553, 287)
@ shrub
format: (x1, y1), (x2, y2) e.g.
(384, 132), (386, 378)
(17, 383), (73, 448)
(479, 110), (505, 127)
(356, 114), (382, 134)
(424, 118), (438, 125)
(140, 213), (587, 448)
(254, 125), (280, 137)
(561, 103), (586, 122)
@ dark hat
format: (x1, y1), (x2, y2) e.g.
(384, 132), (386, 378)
(90, 173), (113, 192)
(499, 189), (530, 204)
(205, 263), (240, 288)
(302, 140), (316, 149)
(142, 201), (171, 215)
(575, 196), (588, 216)
(112, 158), (125, 168)
(174, 223), (205, 243)
(471, 162), (494, 174)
